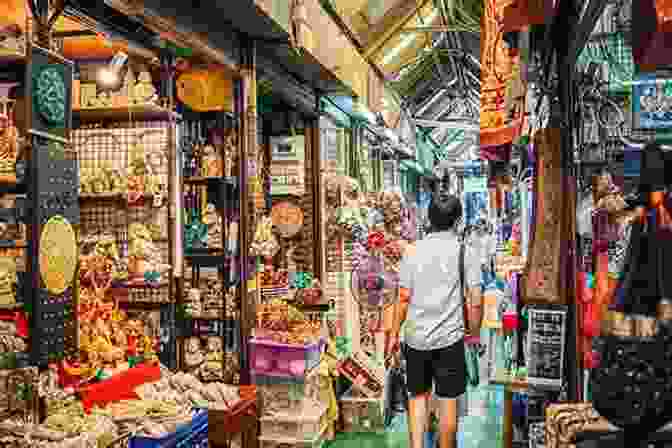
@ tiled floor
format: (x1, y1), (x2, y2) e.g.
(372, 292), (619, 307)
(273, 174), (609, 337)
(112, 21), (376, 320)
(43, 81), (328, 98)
(326, 385), (504, 448)
(327, 363), (505, 448)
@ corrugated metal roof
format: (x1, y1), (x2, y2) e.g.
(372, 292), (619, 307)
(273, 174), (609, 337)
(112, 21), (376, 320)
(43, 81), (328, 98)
(328, 0), (481, 161)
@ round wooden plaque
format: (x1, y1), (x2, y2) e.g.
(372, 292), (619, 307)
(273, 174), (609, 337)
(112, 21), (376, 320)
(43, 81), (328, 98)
(39, 215), (77, 295)
(271, 202), (304, 238)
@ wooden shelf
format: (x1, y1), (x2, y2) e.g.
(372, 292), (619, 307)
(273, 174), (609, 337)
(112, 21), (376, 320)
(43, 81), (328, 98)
(183, 176), (237, 185)
(111, 281), (170, 289)
(0, 240), (26, 249)
(73, 104), (177, 122)
(79, 192), (155, 202)
(186, 315), (227, 321)
(79, 193), (122, 201)
(0, 174), (17, 185)
(0, 48), (26, 64)
(0, 303), (22, 310)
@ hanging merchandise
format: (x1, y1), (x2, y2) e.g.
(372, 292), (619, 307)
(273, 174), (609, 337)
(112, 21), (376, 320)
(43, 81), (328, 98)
(632, 0), (672, 71)
(462, 162), (489, 227)
(522, 128), (567, 304)
(269, 135), (305, 196)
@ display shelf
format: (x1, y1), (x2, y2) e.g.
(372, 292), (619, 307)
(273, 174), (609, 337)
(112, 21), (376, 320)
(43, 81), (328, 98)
(0, 240), (26, 248)
(184, 176), (237, 185)
(185, 253), (227, 267)
(0, 303), (22, 310)
(0, 48), (26, 64)
(73, 104), (177, 122)
(78, 192), (155, 202)
(0, 174), (17, 184)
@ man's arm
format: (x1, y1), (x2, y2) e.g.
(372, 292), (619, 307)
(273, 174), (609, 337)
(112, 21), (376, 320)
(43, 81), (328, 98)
(391, 287), (410, 338)
(465, 287), (482, 337)
(464, 247), (483, 337)
(390, 245), (415, 342)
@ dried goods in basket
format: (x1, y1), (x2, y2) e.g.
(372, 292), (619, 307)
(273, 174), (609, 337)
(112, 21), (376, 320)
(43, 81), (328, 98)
(259, 402), (327, 440)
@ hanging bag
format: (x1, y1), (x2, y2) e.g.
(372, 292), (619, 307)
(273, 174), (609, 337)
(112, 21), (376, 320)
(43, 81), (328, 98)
(460, 238), (480, 388)
(591, 207), (672, 435)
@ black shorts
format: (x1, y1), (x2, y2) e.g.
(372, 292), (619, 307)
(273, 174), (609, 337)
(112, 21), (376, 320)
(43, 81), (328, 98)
(403, 339), (467, 399)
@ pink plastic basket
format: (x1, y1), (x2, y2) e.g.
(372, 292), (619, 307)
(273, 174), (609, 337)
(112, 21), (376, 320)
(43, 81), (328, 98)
(250, 338), (324, 378)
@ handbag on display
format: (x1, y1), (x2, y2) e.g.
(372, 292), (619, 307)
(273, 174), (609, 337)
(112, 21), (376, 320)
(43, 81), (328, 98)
(591, 144), (672, 438)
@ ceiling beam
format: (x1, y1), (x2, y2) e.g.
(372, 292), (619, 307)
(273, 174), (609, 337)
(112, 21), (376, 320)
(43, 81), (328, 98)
(363, 0), (432, 59)
(568, 0), (609, 65)
(415, 88), (447, 116)
(398, 26), (470, 34)
(104, 0), (240, 75)
(414, 119), (479, 132)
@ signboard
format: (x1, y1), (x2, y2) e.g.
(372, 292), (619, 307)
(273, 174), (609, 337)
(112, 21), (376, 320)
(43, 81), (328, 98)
(632, 75), (672, 129)
(270, 136), (305, 196)
(271, 201), (304, 238)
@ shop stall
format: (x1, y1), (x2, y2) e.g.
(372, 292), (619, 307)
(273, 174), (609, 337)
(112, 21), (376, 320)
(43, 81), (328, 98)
(0, 3), (260, 447)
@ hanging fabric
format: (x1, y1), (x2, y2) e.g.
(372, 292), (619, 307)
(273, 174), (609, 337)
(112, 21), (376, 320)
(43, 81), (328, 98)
(480, 0), (523, 148)
(463, 162), (489, 226)
(501, 0), (556, 32)
(632, 0), (672, 71)
(522, 128), (566, 304)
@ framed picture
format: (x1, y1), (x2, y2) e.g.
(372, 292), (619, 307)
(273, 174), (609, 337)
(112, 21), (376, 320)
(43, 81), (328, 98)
(632, 75), (672, 129)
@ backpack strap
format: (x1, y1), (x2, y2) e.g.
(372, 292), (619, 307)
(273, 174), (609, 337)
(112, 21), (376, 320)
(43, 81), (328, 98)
(459, 236), (468, 334)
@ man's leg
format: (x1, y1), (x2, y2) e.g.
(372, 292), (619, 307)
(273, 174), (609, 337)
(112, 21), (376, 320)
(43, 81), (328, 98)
(404, 344), (433, 448)
(408, 392), (430, 448)
(433, 340), (467, 448)
(437, 397), (458, 448)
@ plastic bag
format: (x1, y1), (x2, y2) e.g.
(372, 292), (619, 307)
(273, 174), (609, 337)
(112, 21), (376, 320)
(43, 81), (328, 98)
(384, 363), (408, 426)
(465, 344), (480, 388)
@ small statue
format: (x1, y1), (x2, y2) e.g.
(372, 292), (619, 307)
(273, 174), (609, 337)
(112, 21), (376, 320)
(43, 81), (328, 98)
(0, 100), (19, 176)
(184, 337), (204, 369)
(128, 223), (170, 283)
(201, 144), (222, 178)
(185, 288), (203, 316)
(222, 131), (236, 178)
(200, 336), (224, 381)
(202, 203), (222, 248)
(133, 71), (157, 105)
(0, 254), (15, 306)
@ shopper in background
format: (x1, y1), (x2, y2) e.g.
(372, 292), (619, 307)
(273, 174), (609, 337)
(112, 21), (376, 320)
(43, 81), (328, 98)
(386, 195), (483, 448)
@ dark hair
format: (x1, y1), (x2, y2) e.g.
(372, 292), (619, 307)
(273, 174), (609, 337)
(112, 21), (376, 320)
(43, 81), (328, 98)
(428, 195), (462, 231)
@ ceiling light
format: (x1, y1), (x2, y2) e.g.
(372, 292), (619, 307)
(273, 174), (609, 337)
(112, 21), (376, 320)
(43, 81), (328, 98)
(97, 51), (128, 89)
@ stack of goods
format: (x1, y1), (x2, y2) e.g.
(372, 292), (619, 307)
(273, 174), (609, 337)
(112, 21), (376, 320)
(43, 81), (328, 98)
(0, 367), (243, 447)
(0, 318), (27, 367)
(256, 360), (331, 448)
(183, 335), (229, 383)
(252, 299), (324, 378)
(337, 350), (385, 433)
(184, 280), (235, 319)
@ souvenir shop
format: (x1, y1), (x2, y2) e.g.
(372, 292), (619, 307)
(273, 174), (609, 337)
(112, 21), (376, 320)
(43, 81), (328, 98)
(0, 0), (439, 447)
(479, 0), (672, 448)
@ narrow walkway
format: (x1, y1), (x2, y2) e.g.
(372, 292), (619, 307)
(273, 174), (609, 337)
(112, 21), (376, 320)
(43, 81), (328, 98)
(327, 330), (506, 448)
(326, 380), (505, 448)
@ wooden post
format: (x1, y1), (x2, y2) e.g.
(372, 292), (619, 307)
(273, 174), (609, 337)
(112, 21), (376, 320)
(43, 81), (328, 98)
(238, 37), (258, 387)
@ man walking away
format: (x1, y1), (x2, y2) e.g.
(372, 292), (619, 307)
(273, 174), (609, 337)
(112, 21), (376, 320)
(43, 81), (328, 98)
(386, 195), (483, 448)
